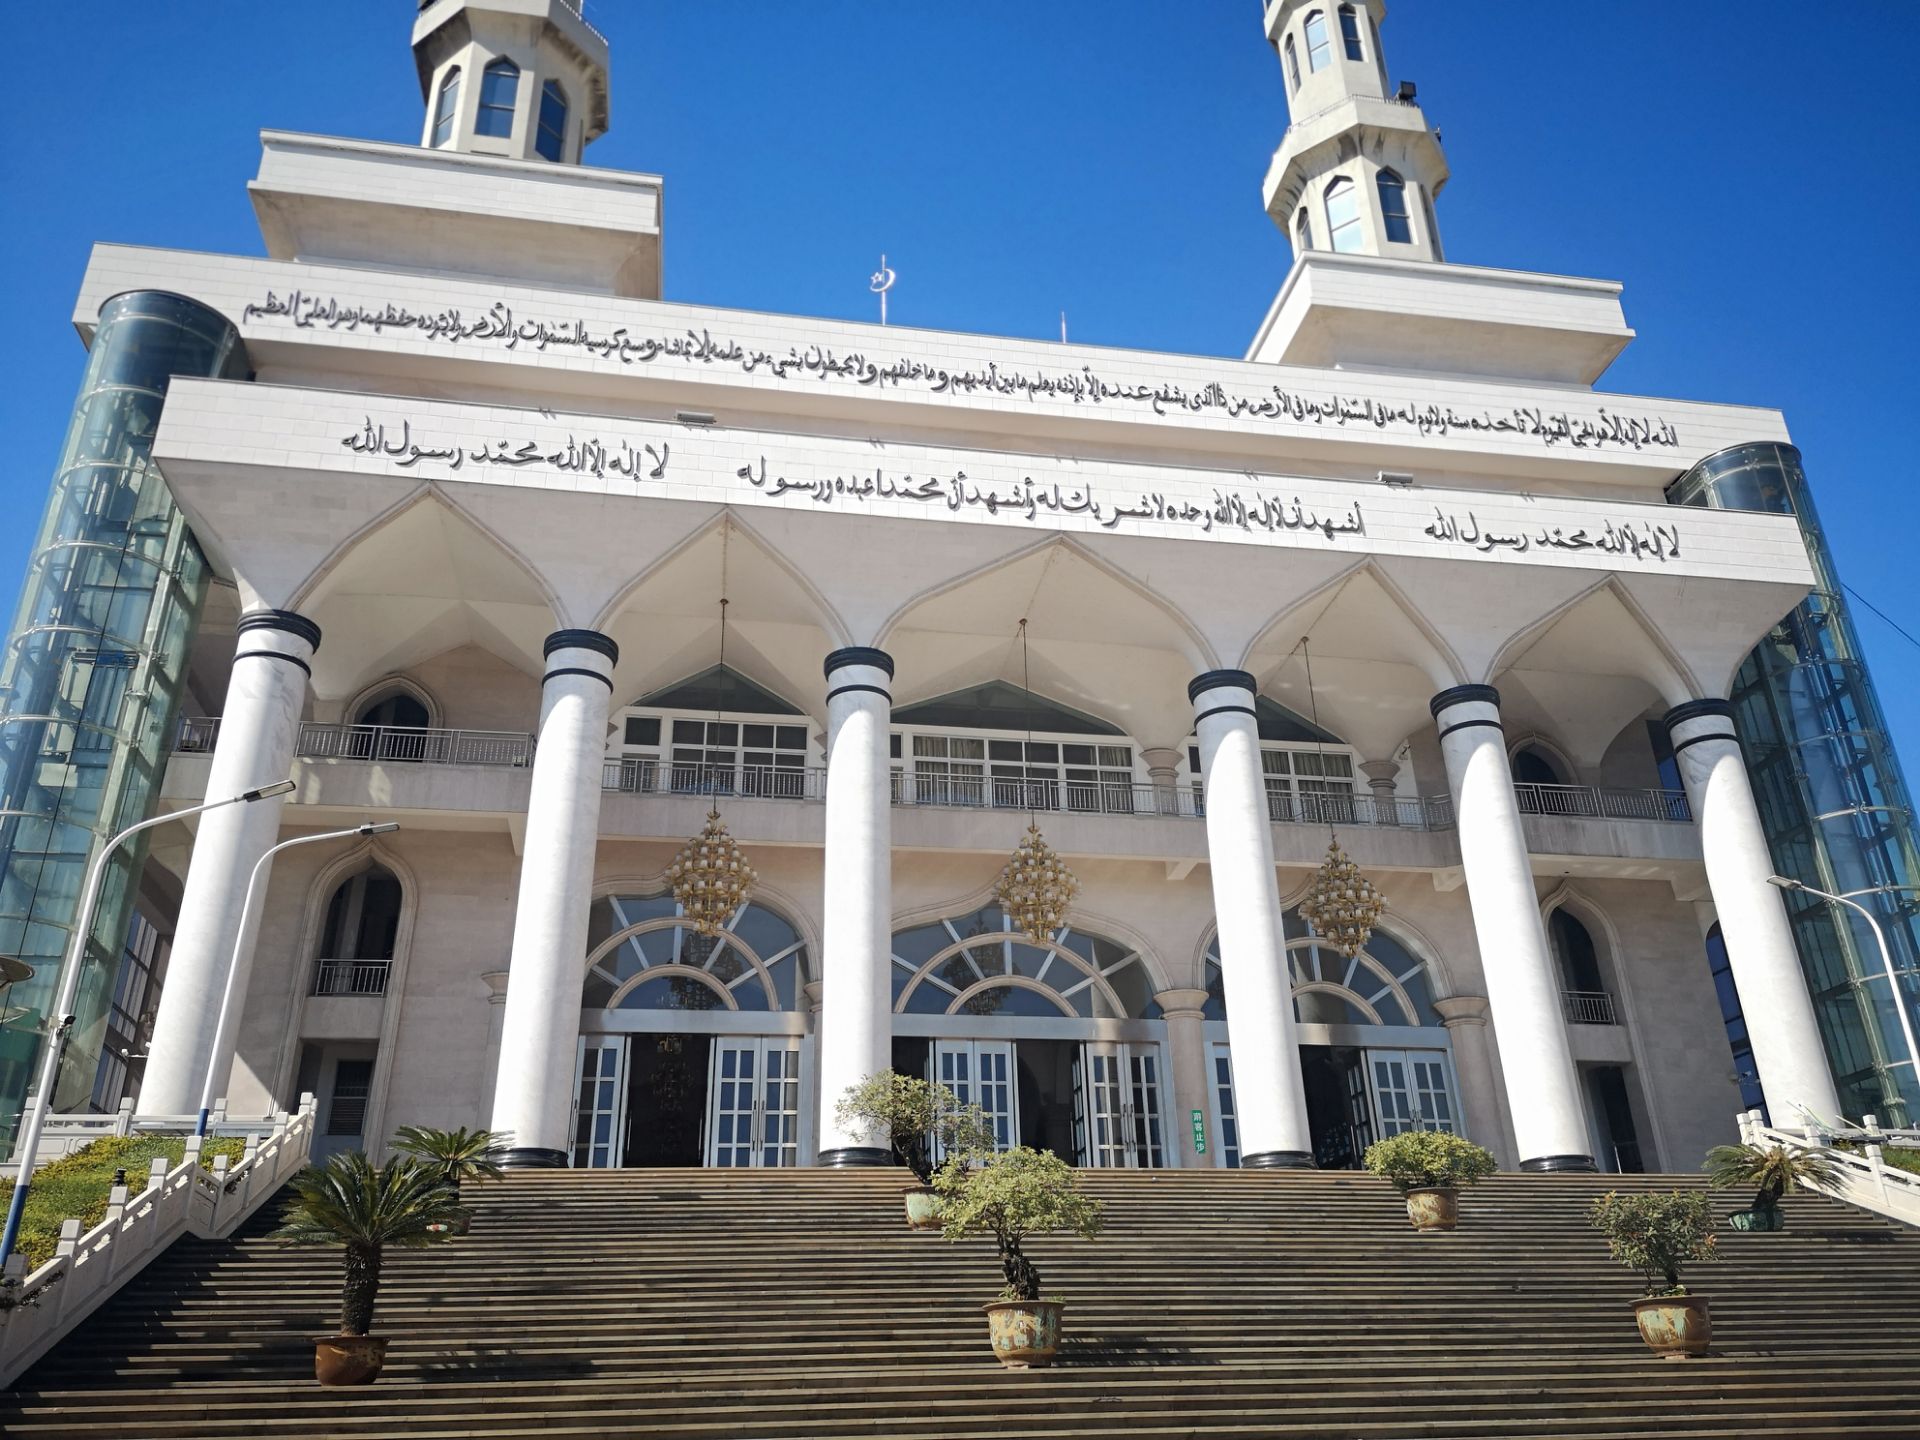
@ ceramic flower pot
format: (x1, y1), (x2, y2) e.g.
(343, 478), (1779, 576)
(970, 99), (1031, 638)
(314, 1333), (389, 1385)
(1727, 1205), (1783, 1233)
(903, 1186), (944, 1230)
(1405, 1186), (1459, 1231)
(1633, 1296), (1712, 1358)
(983, 1300), (1064, 1369)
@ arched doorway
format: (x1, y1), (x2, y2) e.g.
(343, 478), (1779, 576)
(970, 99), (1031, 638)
(353, 688), (432, 762)
(573, 892), (813, 1168)
(890, 903), (1168, 1167)
(1203, 908), (1458, 1169)
(296, 863), (404, 1161)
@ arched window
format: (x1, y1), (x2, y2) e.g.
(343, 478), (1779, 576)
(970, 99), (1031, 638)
(353, 689), (431, 763)
(1294, 206), (1315, 253)
(476, 58), (520, 138)
(1548, 907), (1608, 997)
(584, 893), (811, 1013)
(429, 67), (461, 148)
(1283, 35), (1301, 92)
(1325, 176), (1363, 252)
(1377, 168), (1413, 244)
(1339, 5), (1365, 60)
(314, 866), (402, 995)
(1511, 745), (1565, 786)
(536, 79), (569, 162)
(891, 904), (1161, 1019)
(1204, 910), (1439, 1027)
(1303, 11), (1332, 72)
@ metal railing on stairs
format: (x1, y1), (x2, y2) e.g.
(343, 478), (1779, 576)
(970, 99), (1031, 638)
(0, 1096), (318, 1386)
(1736, 1108), (1920, 1229)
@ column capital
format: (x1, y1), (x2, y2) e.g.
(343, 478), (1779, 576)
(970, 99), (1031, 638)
(542, 629), (619, 664)
(236, 609), (321, 651)
(1188, 669), (1257, 703)
(1429, 683), (1500, 718)
(1154, 987), (1212, 1020)
(1433, 994), (1491, 1027)
(824, 646), (895, 679)
(1359, 759), (1401, 785)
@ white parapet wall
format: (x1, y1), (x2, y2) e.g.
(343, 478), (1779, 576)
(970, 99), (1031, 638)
(0, 1096), (317, 1388)
(1738, 1108), (1920, 1230)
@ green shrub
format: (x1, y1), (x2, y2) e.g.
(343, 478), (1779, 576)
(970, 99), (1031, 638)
(0, 1133), (246, 1270)
(934, 1146), (1102, 1301)
(1588, 1189), (1718, 1297)
(1363, 1130), (1497, 1194)
(837, 1072), (997, 1183)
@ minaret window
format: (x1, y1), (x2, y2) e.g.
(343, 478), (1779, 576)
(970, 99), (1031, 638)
(1294, 207), (1315, 253)
(1325, 177), (1363, 252)
(536, 80), (569, 162)
(476, 58), (520, 139)
(1377, 169), (1413, 244)
(1284, 35), (1301, 93)
(1304, 11), (1332, 72)
(1339, 5), (1365, 61)
(429, 67), (461, 148)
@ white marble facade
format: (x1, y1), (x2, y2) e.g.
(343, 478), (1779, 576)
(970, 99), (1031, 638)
(115, 2), (1844, 1177)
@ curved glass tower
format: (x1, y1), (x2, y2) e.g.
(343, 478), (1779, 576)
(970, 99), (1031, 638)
(0, 292), (246, 1149)
(1669, 442), (1920, 1123)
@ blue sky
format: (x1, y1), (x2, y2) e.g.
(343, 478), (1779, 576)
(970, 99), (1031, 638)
(2, 2), (1915, 775)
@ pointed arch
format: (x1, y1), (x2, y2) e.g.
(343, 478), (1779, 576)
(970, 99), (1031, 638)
(344, 673), (443, 730)
(1483, 575), (1700, 706)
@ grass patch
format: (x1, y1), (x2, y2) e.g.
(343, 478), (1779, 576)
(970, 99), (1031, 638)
(0, 1133), (247, 1270)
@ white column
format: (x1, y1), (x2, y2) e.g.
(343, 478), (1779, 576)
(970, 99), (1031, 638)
(489, 630), (617, 1167)
(1665, 699), (1842, 1122)
(815, 647), (896, 1166)
(1156, 987), (1212, 1168)
(1433, 994), (1515, 1169)
(141, 611), (317, 1114)
(1432, 684), (1594, 1171)
(1190, 670), (1313, 1167)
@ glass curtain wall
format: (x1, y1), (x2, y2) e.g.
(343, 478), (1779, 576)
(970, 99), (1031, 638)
(0, 292), (245, 1148)
(1669, 442), (1920, 1122)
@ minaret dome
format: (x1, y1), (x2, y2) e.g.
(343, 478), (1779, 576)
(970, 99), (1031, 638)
(412, 0), (610, 165)
(1261, 0), (1448, 263)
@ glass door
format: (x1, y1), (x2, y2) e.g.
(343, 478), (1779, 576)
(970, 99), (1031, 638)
(1076, 1042), (1165, 1167)
(705, 1038), (802, 1168)
(1207, 1042), (1242, 1169)
(931, 1040), (1018, 1156)
(570, 1036), (629, 1169)
(1365, 1048), (1458, 1138)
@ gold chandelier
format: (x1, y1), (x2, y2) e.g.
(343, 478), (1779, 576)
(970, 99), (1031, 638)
(668, 526), (756, 934)
(993, 619), (1079, 943)
(1292, 637), (1385, 959)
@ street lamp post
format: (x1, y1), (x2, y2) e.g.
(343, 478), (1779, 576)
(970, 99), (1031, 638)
(1768, 875), (1920, 1110)
(195, 822), (400, 1136)
(0, 779), (298, 1268)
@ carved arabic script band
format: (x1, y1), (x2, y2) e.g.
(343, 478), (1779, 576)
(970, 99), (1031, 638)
(253, 288), (1683, 453)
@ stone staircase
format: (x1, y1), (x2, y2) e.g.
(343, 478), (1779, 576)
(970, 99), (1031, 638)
(4, 1168), (1918, 1438)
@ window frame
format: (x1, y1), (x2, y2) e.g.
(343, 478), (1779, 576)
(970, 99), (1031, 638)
(1303, 10), (1333, 72)
(891, 719), (1140, 815)
(475, 57), (521, 139)
(1325, 175), (1364, 252)
(430, 66), (462, 147)
(1377, 167), (1414, 245)
(616, 703), (816, 799)
(1284, 34), (1302, 92)
(1339, 4), (1365, 61)
(536, 78), (569, 162)
(1294, 206), (1315, 253)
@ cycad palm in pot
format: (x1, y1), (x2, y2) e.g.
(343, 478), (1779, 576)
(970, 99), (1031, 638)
(391, 1125), (507, 1233)
(1704, 1142), (1840, 1231)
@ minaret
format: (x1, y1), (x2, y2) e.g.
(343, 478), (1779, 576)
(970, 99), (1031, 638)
(412, 0), (610, 164)
(1260, 1), (1448, 263)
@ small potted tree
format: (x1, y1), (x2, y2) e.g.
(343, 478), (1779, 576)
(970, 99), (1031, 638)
(1588, 1189), (1718, 1358)
(837, 1073), (997, 1228)
(935, 1146), (1103, 1369)
(1363, 1130), (1497, 1231)
(274, 1152), (468, 1385)
(1704, 1141), (1840, 1232)
(391, 1125), (508, 1233)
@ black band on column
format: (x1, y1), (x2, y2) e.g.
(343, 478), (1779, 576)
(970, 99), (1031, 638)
(824, 647), (895, 680)
(234, 649), (312, 677)
(825, 683), (891, 704)
(543, 666), (614, 690)
(1241, 1150), (1316, 1170)
(1437, 717), (1504, 742)
(1664, 698), (1736, 730)
(1669, 729), (1739, 760)
(1193, 703), (1258, 726)
(1188, 669), (1258, 703)
(1429, 684), (1500, 718)
(817, 1146), (893, 1169)
(237, 609), (322, 652)
(543, 629), (619, 664)
(1519, 1153), (1598, 1173)
(495, 1146), (569, 1170)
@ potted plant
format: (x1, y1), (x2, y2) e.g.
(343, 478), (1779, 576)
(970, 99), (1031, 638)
(274, 1151), (468, 1385)
(391, 1125), (507, 1233)
(1704, 1141), (1840, 1232)
(1588, 1189), (1718, 1358)
(934, 1146), (1103, 1369)
(836, 1073), (997, 1228)
(1363, 1130), (1497, 1231)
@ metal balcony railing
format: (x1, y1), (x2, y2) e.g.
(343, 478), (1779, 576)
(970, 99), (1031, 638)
(1563, 990), (1618, 1026)
(603, 759), (824, 801)
(177, 719), (536, 768)
(1515, 782), (1691, 823)
(311, 959), (391, 997)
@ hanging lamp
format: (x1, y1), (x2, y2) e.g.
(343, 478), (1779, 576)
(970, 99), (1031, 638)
(991, 619), (1079, 943)
(1290, 638), (1386, 960)
(665, 528), (757, 935)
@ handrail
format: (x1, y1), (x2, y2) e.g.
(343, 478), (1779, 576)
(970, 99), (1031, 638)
(0, 1096), (318, 1386)
(311, 958), (393, 997)
(1563, 990), (1618, 1025)
(176, 718), (535, 768)
(1736, 1108), (1920, 1229)
(1514, 782), (1691, 823)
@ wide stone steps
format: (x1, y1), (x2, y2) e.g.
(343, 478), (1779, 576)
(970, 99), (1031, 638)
(4, 1168), (1917, 1438)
